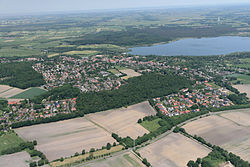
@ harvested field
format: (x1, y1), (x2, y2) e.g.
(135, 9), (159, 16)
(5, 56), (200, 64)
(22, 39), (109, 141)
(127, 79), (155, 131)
(233, 84), (250, 98)
(183, 115), (250, 162)
(0, 151), (30, 167)
(10, 87), (47, 99)
(220, 108), (250, 126)
(86, 101), (156, 139)
(48, 53), (59, 58)
(85, 152), (144, 167)
(15, 118), (116, 161)
(0, 85), (25, 98)
(0, 85), (12, 93)
(138, 133), (211, 167)
(120, 69), (141, 79)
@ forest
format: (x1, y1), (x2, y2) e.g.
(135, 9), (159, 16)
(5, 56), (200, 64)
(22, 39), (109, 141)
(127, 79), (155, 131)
(76, 73), (192, 114)
(0, 62), (45, 89)
(69, 25), (236, 46)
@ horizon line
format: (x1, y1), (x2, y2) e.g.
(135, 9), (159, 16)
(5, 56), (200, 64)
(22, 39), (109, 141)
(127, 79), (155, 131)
(1, 2), (250, 18)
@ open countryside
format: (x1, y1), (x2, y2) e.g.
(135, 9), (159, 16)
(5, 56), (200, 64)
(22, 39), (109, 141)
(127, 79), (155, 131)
(15, 118), (116, 161)
(1, 2), (250, 167)
(183, 109), (250, 162)
(233, 84), (250, 98)
(138, 133), (211, 167)
(86, 101), (156, 139)
(0, 151), (30, 167)
(82, 152), (144, 167)
(0, 85), (25, 99)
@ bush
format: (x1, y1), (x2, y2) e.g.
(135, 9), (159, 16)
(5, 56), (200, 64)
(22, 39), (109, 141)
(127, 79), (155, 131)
(106, 143), (111, 150)
(29, 162), (37, 167)
(90, 148), (95, 152)
(82, 149), (85, 155)
(37, 160), (44, 166)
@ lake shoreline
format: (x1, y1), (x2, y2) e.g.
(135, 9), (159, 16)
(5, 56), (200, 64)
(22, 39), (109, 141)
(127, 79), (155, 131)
(128, 36), (250, 56)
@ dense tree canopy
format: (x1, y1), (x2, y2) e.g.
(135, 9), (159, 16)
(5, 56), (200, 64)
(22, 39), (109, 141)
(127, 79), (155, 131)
(0, 62), (45, 89)
(76, 73), (192, 114)
(69, 25), (236, 46)
(32, 84), (80, 103)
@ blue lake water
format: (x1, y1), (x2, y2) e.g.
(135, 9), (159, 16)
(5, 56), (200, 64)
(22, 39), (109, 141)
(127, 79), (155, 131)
(129, 36), (250, 56)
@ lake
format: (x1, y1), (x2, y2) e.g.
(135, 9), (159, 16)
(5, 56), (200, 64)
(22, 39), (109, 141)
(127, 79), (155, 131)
(129, 36), (250, 56)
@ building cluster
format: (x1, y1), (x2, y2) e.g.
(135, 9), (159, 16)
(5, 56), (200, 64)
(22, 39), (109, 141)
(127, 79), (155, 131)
(1, 98), (76, 125)
(33, 56), (122, 92)
(153, 81), (233, 117)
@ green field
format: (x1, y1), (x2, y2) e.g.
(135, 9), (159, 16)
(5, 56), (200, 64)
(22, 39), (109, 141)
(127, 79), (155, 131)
(230, 58), (250, 69)
(77, 44), (121, 49)
(0, 132), (24, 155)
(63, 50), (99, 56)
(208, 82), (221, 89)
(229, 74), (250, 84)
(140, 118), (161, 132)
(108, 69), (120, 75)
(10, 87), (47, 99)
(115, 66), (128, 70)
(202, 156), (224, 167)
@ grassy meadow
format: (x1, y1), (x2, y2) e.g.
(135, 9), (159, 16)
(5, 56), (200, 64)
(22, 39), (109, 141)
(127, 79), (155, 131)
(0, 132), (25, 155)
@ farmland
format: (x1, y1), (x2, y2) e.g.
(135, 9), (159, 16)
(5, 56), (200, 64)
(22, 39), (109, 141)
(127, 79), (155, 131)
(233, 84), (250, 98)
(229, 74), (250, 84)
(139, 118), (161, 132)
(63, 50), (99, 56)
(120, 69), (141, 80)
(220, 108), (250, 126)
(86, 101), (156, 139)
(183, 112), (250, 162)
(1, 6), (250, 58)
(138, 133), (211, 167)
(10, 87), (47, 99)
(0, 131), (24, 154)
(0, 85), (25, 99)
(108, 69), (120, 75)
(0, 85), (46, 100)
(15, 117), (116, 161)
(0, 151), (30, 167)
(50, 145), (124, 167)
(84, 152), (144, 167)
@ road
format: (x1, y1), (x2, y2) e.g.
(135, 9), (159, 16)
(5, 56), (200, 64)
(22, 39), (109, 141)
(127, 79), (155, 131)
(72, 108), (249, 166)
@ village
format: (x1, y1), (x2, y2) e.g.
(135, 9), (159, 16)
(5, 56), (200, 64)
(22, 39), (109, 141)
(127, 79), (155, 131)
(0, 53), (248, 130)
(0, 98), (77, 130)
(153, 81), (233, 116)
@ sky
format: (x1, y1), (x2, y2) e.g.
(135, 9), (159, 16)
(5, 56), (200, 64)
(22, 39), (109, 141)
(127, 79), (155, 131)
(0, 0), (249, 15)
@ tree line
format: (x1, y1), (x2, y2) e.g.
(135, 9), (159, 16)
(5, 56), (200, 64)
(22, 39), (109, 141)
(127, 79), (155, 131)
(180, 129), (250, 167)
(69, 24), (236, 46)
(111, 110), (208, 148)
